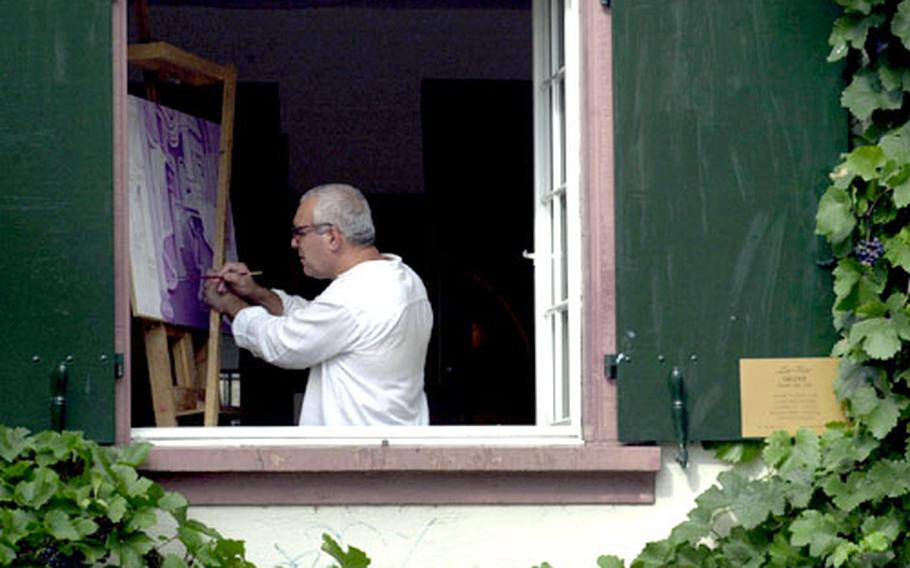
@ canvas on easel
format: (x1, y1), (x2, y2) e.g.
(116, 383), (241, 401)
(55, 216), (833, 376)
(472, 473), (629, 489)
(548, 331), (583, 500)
(128, 94), (237, 329)
(128, 41), (238, 427)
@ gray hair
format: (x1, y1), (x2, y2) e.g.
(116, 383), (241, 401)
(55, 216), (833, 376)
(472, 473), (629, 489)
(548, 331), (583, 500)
(300, 183), (376, 246)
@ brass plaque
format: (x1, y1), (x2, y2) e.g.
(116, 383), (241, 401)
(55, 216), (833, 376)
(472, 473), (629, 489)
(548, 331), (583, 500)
(739, 357), (845, 438)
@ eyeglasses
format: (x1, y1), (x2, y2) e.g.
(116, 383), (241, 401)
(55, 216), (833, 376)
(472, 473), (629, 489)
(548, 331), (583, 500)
(290, 223), (332, 239)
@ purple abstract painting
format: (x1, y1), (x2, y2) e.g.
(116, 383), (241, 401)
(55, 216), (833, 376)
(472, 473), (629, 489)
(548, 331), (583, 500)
(128, 95), (236, 329)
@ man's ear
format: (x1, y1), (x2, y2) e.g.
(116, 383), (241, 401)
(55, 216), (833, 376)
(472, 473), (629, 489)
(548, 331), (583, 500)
(326, 226), (343, 252)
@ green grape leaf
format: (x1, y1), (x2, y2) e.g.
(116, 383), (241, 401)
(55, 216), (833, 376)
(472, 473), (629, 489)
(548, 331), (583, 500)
(632, 539), (675, 568)
(834, 359), (878, 401)
(321, 533), (371, 568)
(126, 507), (158, 533)
(849, 385), (881, 416)
(75, 517), (98, 538)
(821, 425), (878, 472)
(668, 517), (711, 547)
(15, 467), (59, 508)
(855, 297), (888, 318)
(597, 556), (626, 568)
(830, 13), (886, 61)
(0, 543), (15, 566)
(730, 478), (787, 529)
(107, 495), (128, 523)
(892, 173), (910, 208)
(114, 443), (150, 468)
(113, 534), (155, 568)
(829, 542), (860, 567)
(885, 229), (910, 270)
(720, 529), (767, 567)
(825, 459), (910, 510)
(879, 58), (910, 91)
(789, 510), (845, 558)
(861, 512), (902, 541)
(763, 431), (793, 467)
(893, 0), (910, 49)
(782, 477), (815, 509)
(213, 537), (248, 562)
(849, 317), (901, 359)
(158, 491), (188, 514)
(162, 554), (189, 568)
(862, 531), (890, 552)
(842, 70), (903, 120)
(822, 473), (861, 512)
(769, 532), (810, 566)
(829, 163), (855, 189)
(880, 122), (910, 164)
(178, 524), (205, 554)
(778, 429), (820, 484)
(0, 426), (32, 463)
(846, 145), (886, 180)
(44, 509), (81, 541)
(705, 441), (762, 464)
(846, 386), (909, 439)
(0, 509), (34, 546)
(835, 0), (886, 15)
(833, 259), (863, 301)
(817, 186), (856, 244)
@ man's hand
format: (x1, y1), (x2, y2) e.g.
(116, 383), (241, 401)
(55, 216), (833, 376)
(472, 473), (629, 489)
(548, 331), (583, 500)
(215, 261), (263, 301)
(203, 272), (249, 320)
(208, 261), (284, 316)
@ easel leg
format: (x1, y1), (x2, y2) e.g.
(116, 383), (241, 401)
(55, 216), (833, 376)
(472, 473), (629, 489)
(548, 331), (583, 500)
(144, 322), (178, 427)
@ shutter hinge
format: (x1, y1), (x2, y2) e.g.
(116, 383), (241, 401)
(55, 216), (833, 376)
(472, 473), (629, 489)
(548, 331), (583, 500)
(604, 353), (628, 380)
(114, 353), (125, 379)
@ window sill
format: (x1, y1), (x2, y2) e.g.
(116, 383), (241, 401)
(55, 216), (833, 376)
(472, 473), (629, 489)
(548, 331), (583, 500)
(142, 442), (660, 504)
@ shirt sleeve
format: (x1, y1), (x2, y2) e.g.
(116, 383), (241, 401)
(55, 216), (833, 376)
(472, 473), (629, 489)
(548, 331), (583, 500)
(271, 288), (310, 314)
(231, 294), (359, 370)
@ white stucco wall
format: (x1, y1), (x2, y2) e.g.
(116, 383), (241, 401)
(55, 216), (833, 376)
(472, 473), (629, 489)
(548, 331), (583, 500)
(179, 446), (728, 568)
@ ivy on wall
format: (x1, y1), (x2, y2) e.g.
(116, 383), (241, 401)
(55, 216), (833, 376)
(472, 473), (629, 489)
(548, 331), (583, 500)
(589, 0), (910, 566)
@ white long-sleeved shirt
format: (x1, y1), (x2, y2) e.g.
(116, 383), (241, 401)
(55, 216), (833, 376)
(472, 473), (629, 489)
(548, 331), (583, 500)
(231, 255), (432, 426)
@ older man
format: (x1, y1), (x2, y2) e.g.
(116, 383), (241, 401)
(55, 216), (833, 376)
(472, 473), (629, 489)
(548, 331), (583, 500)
(204, 183), (432, 426)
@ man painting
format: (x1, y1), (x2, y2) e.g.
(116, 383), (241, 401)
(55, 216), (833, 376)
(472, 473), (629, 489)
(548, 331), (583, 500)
(203, 183), (432, 426)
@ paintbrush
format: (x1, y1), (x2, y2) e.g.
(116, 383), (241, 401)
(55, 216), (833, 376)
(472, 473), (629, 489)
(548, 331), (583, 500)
(179, 270), (263, 281)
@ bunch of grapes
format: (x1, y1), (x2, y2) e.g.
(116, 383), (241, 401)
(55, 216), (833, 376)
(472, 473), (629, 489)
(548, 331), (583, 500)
(855, 237), (885, 266)
(39, 545), (86, 568)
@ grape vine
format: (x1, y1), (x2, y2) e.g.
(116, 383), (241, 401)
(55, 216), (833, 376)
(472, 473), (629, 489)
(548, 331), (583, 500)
(588, 1), (910, 566)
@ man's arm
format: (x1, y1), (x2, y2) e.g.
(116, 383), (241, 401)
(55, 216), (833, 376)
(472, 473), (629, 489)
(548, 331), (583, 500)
(232, 297), (357, 369)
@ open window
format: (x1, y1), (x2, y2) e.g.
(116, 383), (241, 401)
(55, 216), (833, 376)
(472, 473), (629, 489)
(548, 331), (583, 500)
(0, 0), (661, 504)
(126, 0), (584, 442)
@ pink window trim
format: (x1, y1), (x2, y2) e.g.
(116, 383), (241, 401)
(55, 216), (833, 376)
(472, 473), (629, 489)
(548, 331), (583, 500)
(113, 2), (661, 505)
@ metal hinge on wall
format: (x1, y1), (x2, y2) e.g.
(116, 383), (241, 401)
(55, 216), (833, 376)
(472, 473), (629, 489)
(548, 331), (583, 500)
(604, 353), (628, 380)
(114, 353), (124, 379)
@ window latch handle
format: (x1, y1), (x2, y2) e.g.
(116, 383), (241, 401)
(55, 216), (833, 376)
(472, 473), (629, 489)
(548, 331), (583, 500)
(50, 361), (69, 432)
(668, 365), (688, 468)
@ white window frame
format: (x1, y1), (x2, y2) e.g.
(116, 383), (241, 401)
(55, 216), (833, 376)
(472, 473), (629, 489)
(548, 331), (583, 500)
(131, 0), (584, 446)
(532, 0), (583, 429)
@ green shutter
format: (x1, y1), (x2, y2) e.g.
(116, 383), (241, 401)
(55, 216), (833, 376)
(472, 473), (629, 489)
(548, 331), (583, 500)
(613, 0), (846, 442)
(0, 1), (115, 441)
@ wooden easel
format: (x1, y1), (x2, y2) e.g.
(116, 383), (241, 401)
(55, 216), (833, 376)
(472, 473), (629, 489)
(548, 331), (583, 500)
(128, 42), (238, 427)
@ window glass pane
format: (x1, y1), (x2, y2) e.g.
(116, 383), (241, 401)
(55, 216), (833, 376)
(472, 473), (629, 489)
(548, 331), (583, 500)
(550, 198), (561, 302)
(552, 0), (564, 70)
(560, 308), (570, 419)
(551, 312), (560, 419)
(560, 194), (568, 299)
(558, 81), (566, 186)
